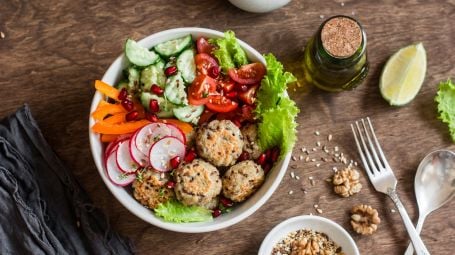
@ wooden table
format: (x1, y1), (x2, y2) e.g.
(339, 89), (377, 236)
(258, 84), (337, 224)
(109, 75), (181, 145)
(1, 0), (454, 254)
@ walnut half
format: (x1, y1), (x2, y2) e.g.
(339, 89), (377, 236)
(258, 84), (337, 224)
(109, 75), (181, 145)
(332, 167), (362, 197)
(350, 204), (381, 235)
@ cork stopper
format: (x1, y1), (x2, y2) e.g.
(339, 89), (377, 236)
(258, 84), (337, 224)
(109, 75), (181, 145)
(321, 17), (362, 58)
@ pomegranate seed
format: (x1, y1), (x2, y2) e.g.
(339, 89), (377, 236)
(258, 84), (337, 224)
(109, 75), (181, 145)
(118, 88), (128, 101)
(165, 66), (177, 76)
(208, 66), (220, 78)
(170, 156), (181, 169)
(184, 149), (197, 163)
(257, 153), (267, 166)
(121, 99), (134, 111)
(212, 208), (222, 218)
(220, 197), (233, 207)
(150, 84), (164, 95)
(270, 147), (280, 162)
(265, 149), (272, 160)
(263, 163), (272, 174)
(239, 84), (248, 92)
(145, 112), (158, 122)
(166, 181), (175, 189)
(225, 91), (238, 99)
(149, 99), (160, 113)
(125, 111), (139, 121)
(238, 151), (250, 162)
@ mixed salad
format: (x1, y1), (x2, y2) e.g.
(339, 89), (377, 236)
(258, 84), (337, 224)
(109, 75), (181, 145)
(91, 31), (299, 222)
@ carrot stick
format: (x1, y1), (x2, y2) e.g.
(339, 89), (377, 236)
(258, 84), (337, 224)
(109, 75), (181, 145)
(92, 120), (150, 134)
(91, 104), (126, 121)
(95, 80), (120, 101)
(104, 112), (126, 124)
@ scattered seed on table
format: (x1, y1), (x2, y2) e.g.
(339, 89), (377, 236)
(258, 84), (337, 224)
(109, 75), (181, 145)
(290, 172), (295, 178)
(341, 2), (345, 7)
(354, 162), (358, 166)
(328, 134), (333, 141)
(316, 163), (321, 167)
(305, 150), (310, 155)
(295, 176), (300, 180)
(314, 131), (320, 136)
(308, 176), (313, 180)
(325, 178), (332, 182)
(316, 208), (323, 214)
(301, 147), (306, 152)
(312, 148), (317, 152)
(292, 156), (297, 161)
(391, 209), (396, 213)
(319, 14), (325, 19)
(299, 155), (304, 160)
(314, 204), (319, 208)
(316, 141), (321, 147)
(322, 157), (328, 162)
(288, 190), (294, 195)
(332, 166), (338, 172)
(305, 156), (310, 162)
(334, 146), (339, 152)
(311, 158), (316, 162)
(310, 179), (315, 186)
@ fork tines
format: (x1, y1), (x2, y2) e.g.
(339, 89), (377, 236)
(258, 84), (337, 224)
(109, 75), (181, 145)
(351, 117), (391, 177)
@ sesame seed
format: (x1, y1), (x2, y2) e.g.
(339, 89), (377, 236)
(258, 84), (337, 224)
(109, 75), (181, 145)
(341, 2), (345, 7)
(310, 179), (315, 186)
(354, 162), (358, 166)
(391, 209), (396, 213)
(314, 131), (320, 136)
(301, 147), (306, 152)
(290, 172), (295, 178)
(334, 146), (339, 152)
(316, 141), (321, 147)
(299, 155), (304, 160)
(335, 153), (340, 157)
(352, 10), (356, 15)
(288, 190), (294, 195)
(319, 14), (325, 19)
(316, 208), (323, 214)
(308, 176), (313, 180)
(311, 158), (316, 162)
(305, 150), (310, 155)
(295, 176), (300, 180)
(313, 204), (319, 208)
(325, 178), (332, 182)
(305, 156), (310, 162)
(332, 166), (338, 171)
(292, 156), (297, 161)
(322, 157), (328, 162)
(0, 32), (5, 39)
(316, 163), (321, 167)
(328, 134), (333, 141)
(312, 148), (317, 152)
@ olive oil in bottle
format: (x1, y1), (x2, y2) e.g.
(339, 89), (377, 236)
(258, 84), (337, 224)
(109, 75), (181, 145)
(302, 15), (369, 92)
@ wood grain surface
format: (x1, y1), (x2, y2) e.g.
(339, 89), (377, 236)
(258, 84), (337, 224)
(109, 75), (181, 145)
(1, 0), (455, 254)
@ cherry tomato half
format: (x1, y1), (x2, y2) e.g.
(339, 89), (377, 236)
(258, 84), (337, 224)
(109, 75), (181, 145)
(218, 76), (236, 93)
(206, 95), (238, 113)
(238, 84), (259, 105)
(228, 62), (266, 85)
(196, 37), (215, 55)
(195, 53), (219, 76)
(188, 75), (218, 105)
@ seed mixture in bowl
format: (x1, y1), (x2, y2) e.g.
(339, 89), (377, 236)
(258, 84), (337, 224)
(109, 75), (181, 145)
(272, 229), (344, 255)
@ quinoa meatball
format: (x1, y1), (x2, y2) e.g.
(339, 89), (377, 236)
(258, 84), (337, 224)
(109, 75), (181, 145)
(222, 160), (265, 202)
(196, 120), (244, 167)
(174, 159), (222, 207)
(133, 170), (174, 209)
(241, 124), (262, 160)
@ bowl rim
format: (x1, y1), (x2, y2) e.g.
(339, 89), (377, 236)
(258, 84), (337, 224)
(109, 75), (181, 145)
(258, 215), (360, 255)
(88, 27), (292, 233)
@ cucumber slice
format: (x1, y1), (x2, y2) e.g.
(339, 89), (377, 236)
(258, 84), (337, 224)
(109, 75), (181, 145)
(115, 80), (129, 90)
(141, 61), (166, 91)
(127, 67), (140, 90)
(177, 49), (196, 83)
(173, 105), (204, 124)
(164, 73), (188, 105)
(140, 92), (175, 118)
(154, 35), (192, 58)
(125, 39), (160, 67)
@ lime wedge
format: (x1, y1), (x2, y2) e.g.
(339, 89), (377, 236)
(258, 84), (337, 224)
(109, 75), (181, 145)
(380, 43), (427, 106)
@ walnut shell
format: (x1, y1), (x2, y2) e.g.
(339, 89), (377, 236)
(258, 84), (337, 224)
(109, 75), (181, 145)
(332, 167), (362, 197)
(350, 204), (381, 235)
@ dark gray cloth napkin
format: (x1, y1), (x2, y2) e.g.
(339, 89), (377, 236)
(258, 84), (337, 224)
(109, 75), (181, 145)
(0, 105), (134, 255)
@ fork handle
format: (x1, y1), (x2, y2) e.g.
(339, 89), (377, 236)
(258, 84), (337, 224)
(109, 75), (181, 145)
(388, 189), (430, 255)
(404, 216), (427, 255)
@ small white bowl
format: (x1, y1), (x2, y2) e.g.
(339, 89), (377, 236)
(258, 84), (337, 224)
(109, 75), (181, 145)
(228, 0), (291, 13)
(89, 27), (292, 233)
(259, 215), (360, 255)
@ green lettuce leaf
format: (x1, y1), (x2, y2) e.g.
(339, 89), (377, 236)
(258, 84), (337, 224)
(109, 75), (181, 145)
(255, 53), (299, 157)
(209, 31), (249, 72)
(435, 79), (455, 142)
(154, 200), (213, 223)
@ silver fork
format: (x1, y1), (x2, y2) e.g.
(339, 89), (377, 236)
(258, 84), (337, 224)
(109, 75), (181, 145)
(351, 118), (430, 255)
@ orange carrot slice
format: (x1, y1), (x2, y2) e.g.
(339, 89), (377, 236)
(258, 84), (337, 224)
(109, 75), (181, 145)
(91, 104), (126, 121)
(92, 120), (150, 134)
(104, 112), (126, 124)
(95, 80), (120, 101)
(100, 134), (121, 143)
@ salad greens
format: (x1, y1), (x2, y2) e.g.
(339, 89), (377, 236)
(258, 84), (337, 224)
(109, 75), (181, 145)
(255, 54), (299, 157)
(435, 79), (455, 142)
(209, 30), (249, 72)
(154, 200), (213, 223)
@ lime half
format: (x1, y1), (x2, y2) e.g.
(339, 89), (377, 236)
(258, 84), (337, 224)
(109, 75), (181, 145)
(380, 43), (427, 106)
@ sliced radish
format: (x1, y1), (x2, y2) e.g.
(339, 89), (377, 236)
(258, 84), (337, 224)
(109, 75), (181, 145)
(129, 138), (148, 167)
(106, 150), (136, 186)
(104, 135), (131, 159)
(149, 136), (186, 172)
(165, 123), (186, 144)
(135, 123), (172, 155)
(116, 140), (139, 173)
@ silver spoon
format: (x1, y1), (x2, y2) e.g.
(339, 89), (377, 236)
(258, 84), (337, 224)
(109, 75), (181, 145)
(404, 150), (455, 255)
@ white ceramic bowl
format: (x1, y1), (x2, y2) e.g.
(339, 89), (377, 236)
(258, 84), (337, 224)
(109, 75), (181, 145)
(259, 215), (359, 255)
(228, 0), (291, 13)
(89, 27), (292, 233)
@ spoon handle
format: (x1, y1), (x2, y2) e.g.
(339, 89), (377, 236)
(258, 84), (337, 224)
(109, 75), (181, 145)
(388, 190), (430, 255)
(404, 216), (427, 255)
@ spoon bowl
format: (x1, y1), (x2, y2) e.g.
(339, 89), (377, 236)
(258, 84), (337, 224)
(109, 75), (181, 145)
(404, 149), (455, 255)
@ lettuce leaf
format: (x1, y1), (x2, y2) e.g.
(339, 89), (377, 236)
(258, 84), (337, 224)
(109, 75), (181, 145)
(435, 79), (455, 142)
(154, 200), (213, 223)
(255, 53), (299, 157)
(209, 31), (249, 72)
